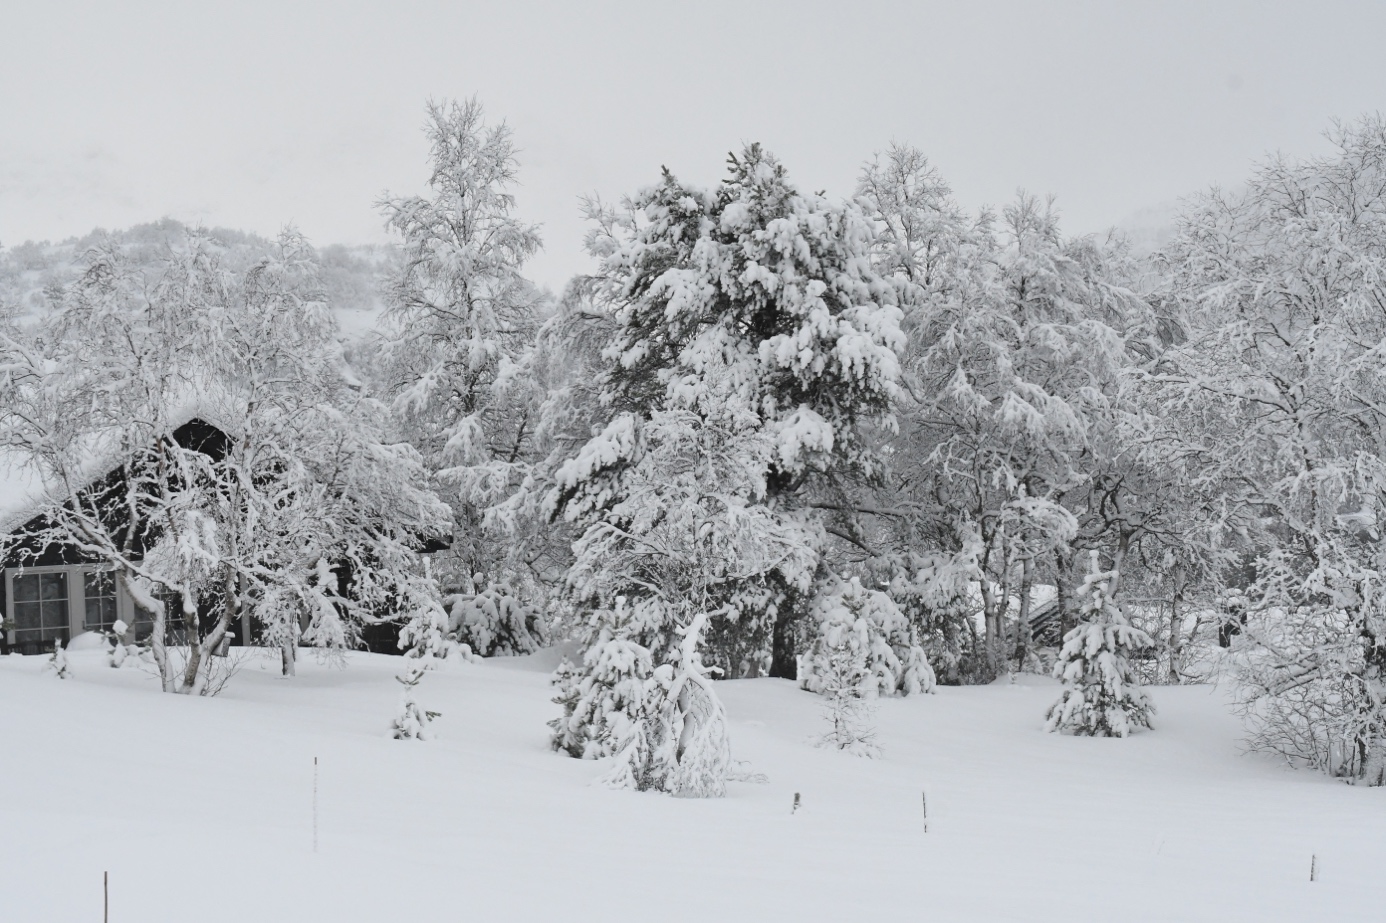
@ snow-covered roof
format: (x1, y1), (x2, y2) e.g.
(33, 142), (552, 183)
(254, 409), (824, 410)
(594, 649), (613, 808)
(0, 392), (239, 535)
(0, 457), (46, 536)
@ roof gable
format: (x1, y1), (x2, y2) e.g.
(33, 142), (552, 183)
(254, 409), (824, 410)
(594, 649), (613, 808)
(0, 400), (236, 535)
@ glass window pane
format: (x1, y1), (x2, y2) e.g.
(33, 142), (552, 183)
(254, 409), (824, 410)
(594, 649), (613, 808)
(87, 597), (117, 630)
(14, 601), (40, 629)
(86, 596), (105, 629)
(12, 574), (40, 602)
(85, 571), (114, 597)
(40, 573), (68, 601)
(41, 599), (68, 629)
(83, 570), (117, 630)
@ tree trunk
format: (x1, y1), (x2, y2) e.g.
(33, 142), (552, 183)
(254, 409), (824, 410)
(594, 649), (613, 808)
(1166, 562), (1185, 685)
(1055, 549), (1074, 641)
(134, 573), (175, 694)
(178, 585), (203, 692)
(1014, 556), (1034, 670)
(185, 573), (240, 696)
(769, 609), (800, 680)
(978, 580), (995, 679)
(1360, 636), (1386, 785)
(979, 575), (1007, 682)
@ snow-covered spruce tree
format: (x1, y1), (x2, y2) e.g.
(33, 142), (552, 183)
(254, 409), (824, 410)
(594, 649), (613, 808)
(598, 613), (733, 796)
(556, 143), (903, 683)
(391, 666), (440, 740)
(799, 576), (934, 699)
(1154, 116), (1386, 783)
(548, 407), (818, 787)
(378, 97), (553, 650)
(798, 575), (935, 756)
(802, 609), (880, 757)
(1046, 562), (1155, 737)
(444, 579), (546, 657)
(874, 551), (977, 685)
(0, 229), (453, 695)
(549, 601), (657, 760)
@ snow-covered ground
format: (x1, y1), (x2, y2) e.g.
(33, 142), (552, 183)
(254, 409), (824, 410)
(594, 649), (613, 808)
(1, 649), (1381, 921)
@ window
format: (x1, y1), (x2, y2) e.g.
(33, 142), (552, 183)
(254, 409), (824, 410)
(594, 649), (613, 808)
(11, 571), (70, 647)
(157, 584), (188, 644)
(6, 565), (132, 654)
(84, 570), (119, 633)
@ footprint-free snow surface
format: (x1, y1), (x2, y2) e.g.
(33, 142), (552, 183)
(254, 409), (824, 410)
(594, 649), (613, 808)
(1, 649), (1382, 921)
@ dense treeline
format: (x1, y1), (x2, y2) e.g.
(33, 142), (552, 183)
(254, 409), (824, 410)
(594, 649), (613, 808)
(4, 101), (1385, 788)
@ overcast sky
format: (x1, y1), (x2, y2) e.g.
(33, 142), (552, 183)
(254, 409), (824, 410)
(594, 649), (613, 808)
(2, 0), (1383, 290)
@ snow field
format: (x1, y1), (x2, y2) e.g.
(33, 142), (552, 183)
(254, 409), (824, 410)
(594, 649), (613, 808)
(1, 650), (1382, 922)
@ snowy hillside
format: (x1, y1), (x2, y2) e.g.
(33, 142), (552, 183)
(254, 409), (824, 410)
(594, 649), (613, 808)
(0, 222), (389, 337)
(1, 650), (1380, 922)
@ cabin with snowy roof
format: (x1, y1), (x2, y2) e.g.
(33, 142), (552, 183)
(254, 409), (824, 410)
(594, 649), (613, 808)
(0, 415), (235, 656)
(1, 405), (449, 657)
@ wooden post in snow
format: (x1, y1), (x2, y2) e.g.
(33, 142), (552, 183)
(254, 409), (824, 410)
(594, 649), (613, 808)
(922, 791), (928, 833)
(313, 756), (319, 854)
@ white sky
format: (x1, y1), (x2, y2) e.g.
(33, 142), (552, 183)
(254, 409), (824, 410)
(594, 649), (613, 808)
(2, 0), (1383, 291)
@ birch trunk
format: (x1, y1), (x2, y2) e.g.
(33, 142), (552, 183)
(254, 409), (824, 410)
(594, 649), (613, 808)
(185, 573), (240, 695)
(1166, 562), (1185, 685)
(979, 579), (1000, 681)
(120, 570), (175, 692)
(178, 584), (203, 693)
(1014, 556), (1033, 669)
(1055, 549), (1074, 641)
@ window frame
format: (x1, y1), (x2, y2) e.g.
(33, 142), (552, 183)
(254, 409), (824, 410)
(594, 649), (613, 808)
(4, 563), (137, 650)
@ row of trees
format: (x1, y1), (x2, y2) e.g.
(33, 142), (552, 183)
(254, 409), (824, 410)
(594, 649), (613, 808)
(382, 102), (1385, 786)
(3, 99), (1384, 787)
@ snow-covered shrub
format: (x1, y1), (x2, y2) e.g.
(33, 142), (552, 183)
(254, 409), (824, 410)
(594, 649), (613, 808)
(397, 562), (458, 666)
(1230, 552), (1386, 784)
(389, 567), (461, 738)
(798, 576), (936, 758)
(600, 614), (732, 797)
(445, 580), (546, 657)
(1236, 614), (1385, 783)
(548, 657), (589, 758)
(806, 615), (880, 757)
(107, 619), (149, 669)
(799, 577), (934, 698)
(1046, 568), (1155, 737)
(877, 552), (975, 684)
(45, 640), (69, 679)
(549, 609), (657, 760)
(552, 613), (734, 796)
(391, 667), (438, 740)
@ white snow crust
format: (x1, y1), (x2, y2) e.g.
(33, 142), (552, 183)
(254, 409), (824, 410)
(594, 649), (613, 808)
(0, 651), (1381, 920)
